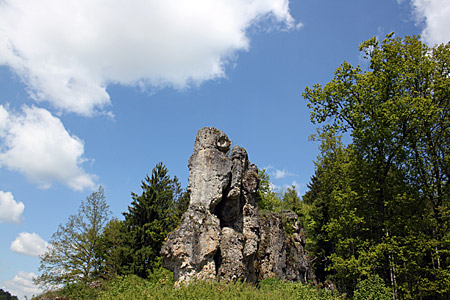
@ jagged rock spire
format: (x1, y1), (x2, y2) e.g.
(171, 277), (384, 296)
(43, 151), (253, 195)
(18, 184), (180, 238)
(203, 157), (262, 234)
(161, 127), (260, 284)
(161, 127), (314, 285)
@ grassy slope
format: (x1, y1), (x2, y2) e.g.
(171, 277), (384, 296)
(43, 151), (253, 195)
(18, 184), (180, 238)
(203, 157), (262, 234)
(34, 275), (345, 300)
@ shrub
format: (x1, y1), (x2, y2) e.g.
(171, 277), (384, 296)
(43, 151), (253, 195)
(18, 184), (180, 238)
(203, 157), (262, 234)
(353, 275), (392, 300)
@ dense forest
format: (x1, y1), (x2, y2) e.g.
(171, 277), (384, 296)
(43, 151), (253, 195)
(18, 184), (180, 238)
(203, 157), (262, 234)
(302, 34), (450, 299)
(32, 34), (449, 300)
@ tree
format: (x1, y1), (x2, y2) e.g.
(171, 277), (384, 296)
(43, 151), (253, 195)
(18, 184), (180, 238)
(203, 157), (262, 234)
(0, 289), (18, 300)
(303, 34), (450, 299)
(256, 169), (282, 211)
(35, 186), (111, 286)
(301, 130), (372, 292)
(282, 185), (301, 214)
(121, 162), (188, 278)
(96, 218), (127, 279)
(353, 274), (392, 300)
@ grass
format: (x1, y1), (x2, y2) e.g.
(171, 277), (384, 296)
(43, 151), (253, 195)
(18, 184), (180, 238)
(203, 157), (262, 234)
(33, 275), (345, 300)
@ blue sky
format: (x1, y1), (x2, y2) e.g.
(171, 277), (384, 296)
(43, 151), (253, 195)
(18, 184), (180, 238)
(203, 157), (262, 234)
(0, 0), (449, 298)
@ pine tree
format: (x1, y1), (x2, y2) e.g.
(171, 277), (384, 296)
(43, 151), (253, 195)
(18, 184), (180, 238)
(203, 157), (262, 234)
(121, 162), (188, 278)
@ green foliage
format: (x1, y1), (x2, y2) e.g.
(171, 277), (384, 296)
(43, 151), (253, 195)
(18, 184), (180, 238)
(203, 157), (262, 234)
(300, 131), (350, 283)
(283, 185), (302, 214)
(96, 275), (155, 300)
(257, 169), (283, 211)
(0, 289), (18, 300)
(303, 34), (450, 299)
(35, 186), (111, 287)
(96, 218), (127, 279)
(53, 281), (101, 299)
(95, 276), (344, 300)
(257, 169), (302, 214)
(34, 275), (344, 300)
(353, 275), (391, 300)
(120, 162), (189, 278)
(34, 163), (189, 295)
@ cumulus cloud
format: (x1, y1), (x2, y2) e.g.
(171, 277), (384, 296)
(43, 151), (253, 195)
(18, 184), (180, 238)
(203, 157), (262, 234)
(411, 0), (450, 45)
(10, 232), (48, 257)
(0, 190), (24, 224)
(0, 105), (97, 190)
(2, 271), (43, 300)
(273, 169), (297, 179)
(265, 165), (296, 179)
(0, 0), (300, 116)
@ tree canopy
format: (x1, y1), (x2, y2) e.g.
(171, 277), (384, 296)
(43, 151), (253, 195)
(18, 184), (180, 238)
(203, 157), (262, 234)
(302, 34), (450, 299)
(0, 289), (18, 300)
(35, 163), (189, 294)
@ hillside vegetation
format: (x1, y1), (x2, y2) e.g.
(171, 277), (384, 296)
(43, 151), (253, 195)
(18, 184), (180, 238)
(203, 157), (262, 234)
(35, 272), (347, 300)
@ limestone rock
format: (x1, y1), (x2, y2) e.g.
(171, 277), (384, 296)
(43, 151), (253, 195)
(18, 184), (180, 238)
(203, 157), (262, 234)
(161, 127), (261, 285)
(256, 211), (313, 283)
(187, 127), (232, 212)
(161, 127), (313, 286)
(161, 209), (221, 284)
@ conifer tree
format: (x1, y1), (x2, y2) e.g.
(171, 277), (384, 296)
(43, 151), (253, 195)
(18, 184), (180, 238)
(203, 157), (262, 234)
(121, 162), (188, 278)
(0, 289), (18, 300)
(96, 218), (127, 279)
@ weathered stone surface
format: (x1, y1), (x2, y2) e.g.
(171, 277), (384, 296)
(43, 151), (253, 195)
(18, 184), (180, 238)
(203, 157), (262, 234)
(161, 209), (221, 284)
(161, 127), (261, 285)
(188, 127), (232, 212)
(161, 127), (313, 286)
(256, 211), (313, 283)
(216, 227), (245, 281)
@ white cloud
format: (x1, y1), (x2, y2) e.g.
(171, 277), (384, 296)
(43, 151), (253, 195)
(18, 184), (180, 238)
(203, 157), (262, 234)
(0, 190), (24, 224)
(411, 0), (450, 45)
(274, 169), (287, 179)
(269, 181), (305, 196)
(2, 271), (43, 300)
(288, 180), (306, 196)
(0, 105), (97, 191)
(265, 166), (296, 180)
(0, 0), (300, 116)
(269, 182), (281, 191)
(273, 169), (297, 179)
(10, 232), (48, 257)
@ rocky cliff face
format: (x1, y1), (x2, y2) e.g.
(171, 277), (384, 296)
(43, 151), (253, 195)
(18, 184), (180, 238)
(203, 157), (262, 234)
(161, 127), (313, 285)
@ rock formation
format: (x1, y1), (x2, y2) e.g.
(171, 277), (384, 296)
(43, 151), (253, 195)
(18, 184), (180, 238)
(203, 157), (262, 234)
(257, 211), (313, 283)
(161, 127), (313, 285)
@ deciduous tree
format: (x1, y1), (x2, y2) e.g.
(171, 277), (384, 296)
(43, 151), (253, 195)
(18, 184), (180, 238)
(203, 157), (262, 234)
(35, 186), (111, 286)
(303, 34), (450, 299)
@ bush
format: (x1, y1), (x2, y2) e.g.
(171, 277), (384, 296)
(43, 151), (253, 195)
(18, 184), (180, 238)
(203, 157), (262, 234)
(353, 275), (392, 300)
